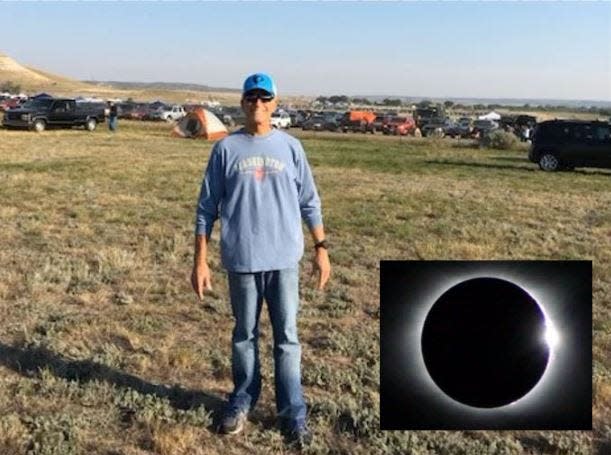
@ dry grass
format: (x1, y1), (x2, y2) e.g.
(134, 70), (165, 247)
(0, 118), (608, 454)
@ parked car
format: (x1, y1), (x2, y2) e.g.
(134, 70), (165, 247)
(117, 102), (139, 119)
(289, 110), (307, 128)
(158, 105), (186, 122)
(143, 105), (170, 121)
(324, 112), (344, 132)
(366, 114), (390, 134)
(2, 97), (106, 132)
(126, 104), (148, 120)
(421, 118), (452, 137)
(0, 97), (25, 112)
(302, 114), (327, 131)
(515, 114), (537, 129)
(414, 105), (446, 129)
(271, 110), (291, 129)
(219, 113), (235, 127)
(444, 117), (473, 138)
(528, 119), (611, 171)
(472, 119), (499, 137)
(382, 116), (416, 136)
(340, 111), (375, 133)
(457, 117), (474, 137)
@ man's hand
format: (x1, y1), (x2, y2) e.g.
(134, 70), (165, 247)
(312, 248), (331, 290)
(191, 262), (213, 300)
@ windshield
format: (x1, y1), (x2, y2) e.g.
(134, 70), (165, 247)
(21, 98), (53, 109)
(416, 108), (439, 117)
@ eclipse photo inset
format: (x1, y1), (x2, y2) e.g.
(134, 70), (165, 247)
(380, 260), (592, 430)
(421, 277), (550, 408)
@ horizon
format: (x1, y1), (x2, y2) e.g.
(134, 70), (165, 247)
(2, 3), (610, 102)
(85, 78), (611, 105)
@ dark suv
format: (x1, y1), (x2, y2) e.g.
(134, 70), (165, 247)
(528, 120), (611, 171)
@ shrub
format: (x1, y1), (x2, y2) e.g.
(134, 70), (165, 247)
(480, 130), (518, 150)
(0, 80), (21, 94)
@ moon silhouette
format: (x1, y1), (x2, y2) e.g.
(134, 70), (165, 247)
(421, 277), (550, 408)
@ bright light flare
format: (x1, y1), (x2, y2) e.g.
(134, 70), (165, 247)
(544, 322), (560, 350)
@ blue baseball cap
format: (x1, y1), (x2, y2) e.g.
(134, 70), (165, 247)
(242, 73), (277, 97)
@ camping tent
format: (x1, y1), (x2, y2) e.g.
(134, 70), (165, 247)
(31, 92), (53, 99)
(478, 111), (501, 121)
(172, 107), (228, 140)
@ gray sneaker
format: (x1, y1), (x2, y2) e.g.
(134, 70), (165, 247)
(220, 408), (248, 435)
(285, 422), (312, 449)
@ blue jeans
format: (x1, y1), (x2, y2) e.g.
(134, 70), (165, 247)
(108, 116), (117, 131)
(227, 268), (306, 427)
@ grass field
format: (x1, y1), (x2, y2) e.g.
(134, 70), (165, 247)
(0, 118), (609, 454)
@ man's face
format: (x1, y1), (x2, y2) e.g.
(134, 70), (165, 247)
(241, 89), (278, 126)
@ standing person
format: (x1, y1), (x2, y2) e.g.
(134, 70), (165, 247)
(108, 101), (118, 132)
(191, 73), (331, 447)
(523, 125), (531, 143)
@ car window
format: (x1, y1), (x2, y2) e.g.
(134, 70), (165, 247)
(559, 125), (571, 138)
(540, 123), (569, 140)
(594, 125), (611, 142)
(572, 124), (594, 141)
(53, 102), (70, 112)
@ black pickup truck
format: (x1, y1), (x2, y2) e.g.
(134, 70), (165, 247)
(2, 97), (106, 132)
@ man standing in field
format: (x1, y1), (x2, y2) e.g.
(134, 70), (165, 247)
(191, 73), (331, 447)
(107, 101), (118, 132)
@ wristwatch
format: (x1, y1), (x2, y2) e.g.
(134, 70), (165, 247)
(314, 240), (328, 250)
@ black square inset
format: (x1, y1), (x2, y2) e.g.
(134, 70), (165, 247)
(380, 261), (592, 430)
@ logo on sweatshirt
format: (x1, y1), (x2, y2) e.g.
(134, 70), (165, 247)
(236, 156), (286, 181)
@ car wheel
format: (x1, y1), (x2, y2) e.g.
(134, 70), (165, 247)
(85, 118), (97, 131)
(33, 119), (46, 132)
(538, 153), (560, 172)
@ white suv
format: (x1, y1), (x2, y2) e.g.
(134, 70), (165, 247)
(271, 110), (291, 129)
(161, 105), (186, 122)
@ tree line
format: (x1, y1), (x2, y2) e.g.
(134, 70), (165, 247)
(314, 95), (611, 116)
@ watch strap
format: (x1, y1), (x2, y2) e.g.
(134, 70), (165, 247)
(314, 240), (328, 250)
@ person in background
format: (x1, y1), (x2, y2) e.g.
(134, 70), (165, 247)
(108, 101), (118, 132)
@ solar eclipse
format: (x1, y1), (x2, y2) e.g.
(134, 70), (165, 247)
(421, 277), (550, 408)
(380, 261), (591, 430)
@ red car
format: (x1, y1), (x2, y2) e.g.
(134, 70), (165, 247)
(0, 98), (24, 112)
(382, 116), (417, 136)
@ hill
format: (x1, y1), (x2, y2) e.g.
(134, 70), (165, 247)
(0, 52), (241, 104)
(0, 52), (109, 93)
(85, 80), (240, 94)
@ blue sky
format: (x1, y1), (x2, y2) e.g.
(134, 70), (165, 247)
(2, 2), (610, 101)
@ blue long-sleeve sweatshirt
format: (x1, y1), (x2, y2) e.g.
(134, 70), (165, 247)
(195, 129), (323, 273)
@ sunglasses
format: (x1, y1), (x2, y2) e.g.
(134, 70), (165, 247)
(244, 93), (274, 103)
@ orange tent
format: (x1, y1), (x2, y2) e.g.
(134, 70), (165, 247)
(172, 107), (228, 140)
